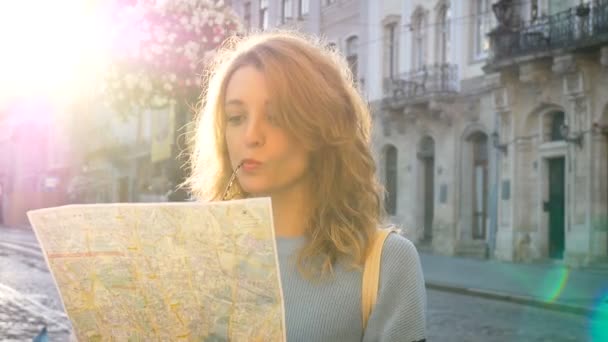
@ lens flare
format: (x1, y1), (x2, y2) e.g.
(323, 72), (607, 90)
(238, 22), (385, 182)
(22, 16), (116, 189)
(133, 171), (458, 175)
(542, 266), (570, 303)
(590, 290), (608, 342)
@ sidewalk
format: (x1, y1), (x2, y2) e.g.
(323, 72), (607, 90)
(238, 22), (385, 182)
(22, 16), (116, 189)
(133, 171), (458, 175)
(0, 224), (38, 244)
(420, 252), (608, 317)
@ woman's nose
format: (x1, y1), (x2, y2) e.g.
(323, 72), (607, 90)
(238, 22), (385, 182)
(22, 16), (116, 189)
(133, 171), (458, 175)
(244, 116), (266, 147)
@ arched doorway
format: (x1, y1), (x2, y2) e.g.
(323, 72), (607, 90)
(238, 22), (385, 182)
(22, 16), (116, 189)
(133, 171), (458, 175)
(384, 145), (398, 216)
(418, 136), (435, 242)
(468, 132), (489, 240)
(595, 106), (608, 259)
(545, 111), (566, 259)
(604, 108), (608, 257)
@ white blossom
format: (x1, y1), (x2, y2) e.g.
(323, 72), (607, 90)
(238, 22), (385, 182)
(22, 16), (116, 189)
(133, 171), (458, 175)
(141, 78), (153, 92)
(125, 74), (136, 89)
(152, 95), (168, 107)
(191, 14), (200, 27)
(151, 44), (163, 54)
(168, 33), (177, 43)
(154, 26), (167, 43)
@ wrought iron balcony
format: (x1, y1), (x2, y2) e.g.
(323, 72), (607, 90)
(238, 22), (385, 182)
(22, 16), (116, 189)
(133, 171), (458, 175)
(488, 0), (608, 67)
(382, 63), (458, 110)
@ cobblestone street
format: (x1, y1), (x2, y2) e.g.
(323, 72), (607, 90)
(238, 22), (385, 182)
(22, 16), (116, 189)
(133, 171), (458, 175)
(1, 227), (601, 341)
(0, 232), (72, 341)
(427, 289), (590, 341)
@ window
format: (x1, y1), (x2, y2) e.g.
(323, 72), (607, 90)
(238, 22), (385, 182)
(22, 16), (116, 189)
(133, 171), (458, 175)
(550, 111), (565, 141)
(473, 0), (492, 59)
(384, 22), (398, 78)
(346, 36), (358, 80)
(530, 0), (539, 22)
(259, 0), (269, 30)
(436, 5), (451, 64)
(244, 2), (251, 28)
(298, 0), (309, 16)
(549, 0), (570, 16)
(412, 11), (427, 70)
(282, 0), (292, 23)
(385, 145), (398, 216)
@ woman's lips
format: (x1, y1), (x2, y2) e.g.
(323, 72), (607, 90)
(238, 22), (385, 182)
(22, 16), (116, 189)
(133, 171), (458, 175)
(241, 159), (262, 171)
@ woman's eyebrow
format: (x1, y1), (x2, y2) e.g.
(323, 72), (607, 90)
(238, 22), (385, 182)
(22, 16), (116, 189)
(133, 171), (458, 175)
(224, 99), (245, 107)
(225, 99), (272, 109)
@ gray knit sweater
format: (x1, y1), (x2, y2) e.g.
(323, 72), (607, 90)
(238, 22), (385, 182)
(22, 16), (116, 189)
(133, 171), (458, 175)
(276, 233), (427, 342)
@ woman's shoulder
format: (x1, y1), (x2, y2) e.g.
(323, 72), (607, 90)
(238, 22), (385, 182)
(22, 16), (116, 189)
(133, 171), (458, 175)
(380, 232), (423, 273)
(383, 232), (419, 257)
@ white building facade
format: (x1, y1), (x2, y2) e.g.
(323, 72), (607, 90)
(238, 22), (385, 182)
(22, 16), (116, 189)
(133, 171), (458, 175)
(229, 0), (608, 267)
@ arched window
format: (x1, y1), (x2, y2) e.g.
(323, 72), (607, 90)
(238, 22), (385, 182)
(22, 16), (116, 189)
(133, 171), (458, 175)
(281, 0), (292, 23)
(346, 36), (359, 79)
(298, 0), (309, 16)
(243, 2), (252, 28)
(385, 145), (398, 215)
(550, 111), (565, 141)
(384, 22), (398, 78)
(436, 4), (451, 64)
(259, 0), (269, 30)
(472, 0), (492, 59)
(412, 9), (427, 70)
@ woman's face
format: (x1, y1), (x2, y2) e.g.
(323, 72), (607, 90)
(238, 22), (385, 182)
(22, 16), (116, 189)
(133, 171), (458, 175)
(224, 65), (311, 197)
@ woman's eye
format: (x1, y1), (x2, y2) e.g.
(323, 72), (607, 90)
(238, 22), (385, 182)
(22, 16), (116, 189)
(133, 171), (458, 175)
(226, 114), (244, 125)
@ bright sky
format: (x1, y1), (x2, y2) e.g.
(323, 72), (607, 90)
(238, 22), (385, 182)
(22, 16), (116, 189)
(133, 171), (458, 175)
(0, 0), (112, 105)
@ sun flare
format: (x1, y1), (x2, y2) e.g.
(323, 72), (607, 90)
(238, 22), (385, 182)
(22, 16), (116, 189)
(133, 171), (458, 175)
(0, 0), (112, 104)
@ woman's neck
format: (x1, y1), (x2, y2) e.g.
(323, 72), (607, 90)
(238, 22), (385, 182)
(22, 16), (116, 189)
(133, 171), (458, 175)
(269, 183), (311, 238)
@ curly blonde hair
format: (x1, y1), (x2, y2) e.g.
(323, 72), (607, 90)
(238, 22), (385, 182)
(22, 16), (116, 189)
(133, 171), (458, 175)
(184, 30), (388, 278)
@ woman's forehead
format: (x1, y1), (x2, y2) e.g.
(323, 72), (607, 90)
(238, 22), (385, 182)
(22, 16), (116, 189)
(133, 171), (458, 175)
(224, 65), (271, 106)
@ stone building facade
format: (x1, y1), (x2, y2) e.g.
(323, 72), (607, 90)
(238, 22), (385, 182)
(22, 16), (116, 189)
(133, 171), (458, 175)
(485, 0), (608, 266)
(224, 0), (608, 266)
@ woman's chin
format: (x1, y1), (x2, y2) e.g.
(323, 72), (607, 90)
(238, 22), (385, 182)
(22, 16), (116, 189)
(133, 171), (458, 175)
(240, 184), (271, 197)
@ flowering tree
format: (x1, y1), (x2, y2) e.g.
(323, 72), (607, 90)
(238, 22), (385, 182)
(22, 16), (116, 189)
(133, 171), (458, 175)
(104, 0), (242, 115)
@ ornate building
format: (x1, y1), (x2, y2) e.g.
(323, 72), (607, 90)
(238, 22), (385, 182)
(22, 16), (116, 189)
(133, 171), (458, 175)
(484, 0), (608, 266)
(221, 0), (608, 266)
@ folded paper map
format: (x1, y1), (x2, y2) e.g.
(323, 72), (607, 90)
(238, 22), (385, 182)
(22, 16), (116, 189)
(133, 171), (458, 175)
(27, 197), (286, 341)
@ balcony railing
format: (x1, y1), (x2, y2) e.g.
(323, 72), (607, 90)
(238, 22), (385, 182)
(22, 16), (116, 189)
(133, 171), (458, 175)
(382, 63), (458, 108)
(489, 0), (608, 65)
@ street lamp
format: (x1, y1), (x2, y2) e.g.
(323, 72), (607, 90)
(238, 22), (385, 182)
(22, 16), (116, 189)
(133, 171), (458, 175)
(559, 123), (583, 148)
(492, 131), (508, 155)
(492, 0), (516, 29)
(592, 122), (608, 136)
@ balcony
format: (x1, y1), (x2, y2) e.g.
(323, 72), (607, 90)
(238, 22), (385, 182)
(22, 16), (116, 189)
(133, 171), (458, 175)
(487, 0), (608, 70)
(382, 63), (459, 111)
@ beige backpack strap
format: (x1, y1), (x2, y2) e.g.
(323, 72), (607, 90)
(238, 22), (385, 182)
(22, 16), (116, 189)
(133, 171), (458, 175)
(361, 228), (395, 330)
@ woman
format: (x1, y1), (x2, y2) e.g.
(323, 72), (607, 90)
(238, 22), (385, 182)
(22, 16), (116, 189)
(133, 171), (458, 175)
(185, 31), (426, 342)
